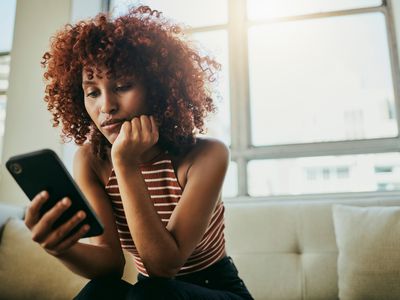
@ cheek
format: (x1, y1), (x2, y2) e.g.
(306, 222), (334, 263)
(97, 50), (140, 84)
(84, 102), (97, 123)
(125, 91), (148, 113)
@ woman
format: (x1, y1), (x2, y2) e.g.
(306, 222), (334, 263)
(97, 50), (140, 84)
(24, 6), (253, 300)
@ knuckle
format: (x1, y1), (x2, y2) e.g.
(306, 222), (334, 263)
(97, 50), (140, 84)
(142, 136), (151, 144)
(56, 228), (65, 240)
(41, 216), (52, 228)
(78, 225), (89, 235)
(31, 232), (40, 242)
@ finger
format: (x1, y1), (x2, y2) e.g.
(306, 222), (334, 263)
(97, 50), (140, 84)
(150, 116), (158, 131)
(41, 210), (86, 249)
(131, 117), (142, 133)
(52, 224), (90, 253)
(140, 115), (152, 133)
(25, 190), (49, 229)
(31, 197), (71, 243)
(150, 116), (159, 142)
(120, 120), (131, 137)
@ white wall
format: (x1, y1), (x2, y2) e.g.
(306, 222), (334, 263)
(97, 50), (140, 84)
(0, 0), (105, 206)
(0, 0), (72, 205)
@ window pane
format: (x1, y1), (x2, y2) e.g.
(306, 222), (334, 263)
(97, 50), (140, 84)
(248, 153), (400, 196)
(248, 0), (382, 20)
(0, 0), (17, 52)
(0, 95), (6, 160)
(249, 13), (396, 146)
(192, 30), (231, 145)
(0, 55), (11, 91)
(0, 55), (10, 162)
(111, 0), (228, 27)
(223, 161), (238, 197)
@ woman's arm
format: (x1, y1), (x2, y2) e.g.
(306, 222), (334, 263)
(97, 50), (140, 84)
(112, 117), (229, 277)
(25, 145), (125, 279)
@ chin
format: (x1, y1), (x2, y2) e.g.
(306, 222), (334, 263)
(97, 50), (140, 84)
(102, 132), (117, 144)
(107, 136), (117, 144)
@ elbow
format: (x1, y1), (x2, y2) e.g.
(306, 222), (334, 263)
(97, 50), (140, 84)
(114, 263), (125, 279)
(91, 257), (125, 280)
(146, 266), (180, 279)
(102, 252), (126, 279)
(144, 257), (182, 279)
(115, 253), (126, 278)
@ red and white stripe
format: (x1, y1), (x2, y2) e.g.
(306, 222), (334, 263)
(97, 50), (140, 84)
(105, 152), (226, 276)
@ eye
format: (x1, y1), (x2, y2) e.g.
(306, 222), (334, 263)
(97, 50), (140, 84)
(115, 83), (133, 92)
(85, 90), (100, 98)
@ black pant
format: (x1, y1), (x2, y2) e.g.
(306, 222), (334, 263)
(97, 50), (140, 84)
(74, 256), (254, 300)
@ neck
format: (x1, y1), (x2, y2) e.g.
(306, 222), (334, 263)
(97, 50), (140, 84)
(138, 144), (164, 164)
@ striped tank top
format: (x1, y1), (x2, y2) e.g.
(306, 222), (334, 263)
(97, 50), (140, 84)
(105, 151), (226, 276)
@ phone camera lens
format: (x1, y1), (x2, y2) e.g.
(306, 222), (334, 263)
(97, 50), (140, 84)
(10, 163), (22, 175)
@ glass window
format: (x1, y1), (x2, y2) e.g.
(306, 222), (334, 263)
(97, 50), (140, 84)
(0, 95), (6, 137)
(108, 1), (400, 199)
(0, 55), (11, 91)
(223, 161), (238, 197)
(192, 30), (231, 145)
(248, 153), (400, 196)
(110, 0), (228, 27)
(0, 0), (16, 161)
(248, 0), (383, 20)
(0, 0), (17, 52)
(249, 12), (396, 146)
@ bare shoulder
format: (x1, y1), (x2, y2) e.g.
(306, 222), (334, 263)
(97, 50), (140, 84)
(73, 143), (110, 185)
(183, 137), (230, 173)
(193, 137), (229, 159)
(73, 144), (95, 173)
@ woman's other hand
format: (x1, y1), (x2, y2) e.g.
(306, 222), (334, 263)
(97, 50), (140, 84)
(111, 115), (159, 166)
(24, 190), (90, 257)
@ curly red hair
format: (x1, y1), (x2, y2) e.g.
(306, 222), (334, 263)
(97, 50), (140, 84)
(42, 6), (220, 159)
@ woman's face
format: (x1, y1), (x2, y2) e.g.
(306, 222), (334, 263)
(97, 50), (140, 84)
(82, 69), (148, 144)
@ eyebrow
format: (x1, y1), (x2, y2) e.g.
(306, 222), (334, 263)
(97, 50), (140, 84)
(82, 80), (96, 86)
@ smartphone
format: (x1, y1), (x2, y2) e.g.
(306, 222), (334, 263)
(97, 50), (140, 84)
(6, 148), (104, 238)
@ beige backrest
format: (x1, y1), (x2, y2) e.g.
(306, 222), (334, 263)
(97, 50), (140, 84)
(224, 198), (400, 300)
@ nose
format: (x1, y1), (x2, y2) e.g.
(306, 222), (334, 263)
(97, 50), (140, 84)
(100, 91), (118, 115)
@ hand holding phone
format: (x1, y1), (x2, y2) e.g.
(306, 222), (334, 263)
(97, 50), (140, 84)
(24, 190), (91, 256)
(6, 149), (104, 255)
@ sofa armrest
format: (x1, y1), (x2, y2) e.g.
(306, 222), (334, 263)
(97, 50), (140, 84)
(0, 203), (25, 240)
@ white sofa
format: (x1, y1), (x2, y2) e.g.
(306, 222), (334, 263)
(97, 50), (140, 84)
(1, 198), (400, 300)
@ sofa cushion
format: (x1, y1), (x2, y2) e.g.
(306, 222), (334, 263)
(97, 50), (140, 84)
(333, 205), (400, 300)
(0, 204), (25, 239)
(224, 199), (400, 300)
(0, 218), (88, 300)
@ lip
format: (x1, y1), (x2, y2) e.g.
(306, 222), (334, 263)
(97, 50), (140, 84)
(101, 118), (125, 127)
(100, 119), (125, 131)
(102, 122), (123, 131)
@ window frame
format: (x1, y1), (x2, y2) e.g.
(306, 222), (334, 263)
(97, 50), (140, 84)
(108, 0), (400, 201)
(0, 51), (11, 155)
(0, 51), (10, 97)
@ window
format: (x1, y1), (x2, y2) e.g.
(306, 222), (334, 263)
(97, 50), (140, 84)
(110, 0), (400, 199)
(0, 0), (17, 161)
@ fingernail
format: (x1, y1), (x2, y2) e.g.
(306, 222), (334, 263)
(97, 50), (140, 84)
(62, 198), (70, 206)
(78, 211), (86, 218)
(41, 191), (47, 197)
